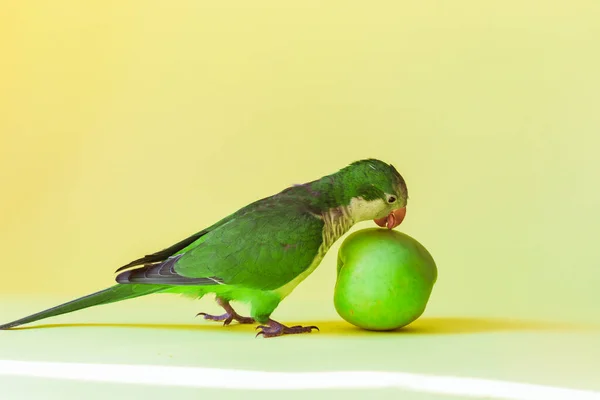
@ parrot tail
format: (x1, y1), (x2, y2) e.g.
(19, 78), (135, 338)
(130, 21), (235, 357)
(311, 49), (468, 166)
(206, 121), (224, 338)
(0, 284), (167, 330)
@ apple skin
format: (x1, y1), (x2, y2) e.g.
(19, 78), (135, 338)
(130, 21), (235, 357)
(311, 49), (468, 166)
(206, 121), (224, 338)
(334, 228), (437, 331)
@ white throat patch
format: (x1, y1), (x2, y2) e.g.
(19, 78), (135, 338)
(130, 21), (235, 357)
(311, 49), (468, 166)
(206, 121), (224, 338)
(347, 197), (387, 223)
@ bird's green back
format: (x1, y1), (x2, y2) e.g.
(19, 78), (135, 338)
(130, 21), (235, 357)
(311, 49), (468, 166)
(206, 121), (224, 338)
(115, 158), (407, 291)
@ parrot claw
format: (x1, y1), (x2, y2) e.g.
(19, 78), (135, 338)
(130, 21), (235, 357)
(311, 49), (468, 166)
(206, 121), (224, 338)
(197, 298), (255, 325)
(196, 312), (255, 325)
(255, 320), (319, 338)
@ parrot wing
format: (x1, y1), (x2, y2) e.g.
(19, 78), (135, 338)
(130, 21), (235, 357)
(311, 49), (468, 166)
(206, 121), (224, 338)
(117, 198), (325, 291)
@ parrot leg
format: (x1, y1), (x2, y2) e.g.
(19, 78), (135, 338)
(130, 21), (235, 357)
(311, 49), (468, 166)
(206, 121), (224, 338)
(255, 319), (319, 338)
(197, 297), (255, 325)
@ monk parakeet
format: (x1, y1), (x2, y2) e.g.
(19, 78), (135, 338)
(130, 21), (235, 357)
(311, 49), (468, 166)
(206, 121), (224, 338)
(0, 158), (408, 338)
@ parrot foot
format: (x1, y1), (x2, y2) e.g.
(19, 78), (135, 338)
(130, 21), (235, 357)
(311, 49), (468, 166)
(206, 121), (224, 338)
(255, 320), (319, 338)
(196, 311), (255, 326)
(196, 298), (255, 326)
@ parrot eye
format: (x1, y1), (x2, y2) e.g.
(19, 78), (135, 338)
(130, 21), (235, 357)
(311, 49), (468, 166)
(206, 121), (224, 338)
(387, 196), (396, 203)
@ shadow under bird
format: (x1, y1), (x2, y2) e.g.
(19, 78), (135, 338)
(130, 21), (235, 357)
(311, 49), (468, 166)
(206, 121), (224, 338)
(0, 159), (408, 338)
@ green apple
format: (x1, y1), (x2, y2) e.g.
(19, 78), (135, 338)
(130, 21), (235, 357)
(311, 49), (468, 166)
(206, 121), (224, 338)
(334, 228), (437, 331)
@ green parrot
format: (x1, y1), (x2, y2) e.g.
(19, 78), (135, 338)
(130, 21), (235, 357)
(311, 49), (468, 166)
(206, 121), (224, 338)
(0, 158), (408, 338)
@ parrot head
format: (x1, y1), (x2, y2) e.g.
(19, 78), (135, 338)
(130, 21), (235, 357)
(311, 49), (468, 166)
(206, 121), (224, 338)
(337, 158), (408, 230)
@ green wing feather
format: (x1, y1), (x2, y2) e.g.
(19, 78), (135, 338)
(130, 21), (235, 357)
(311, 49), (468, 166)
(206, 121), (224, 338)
(117, 196), (325, 291)
(174, 200), (324, 290)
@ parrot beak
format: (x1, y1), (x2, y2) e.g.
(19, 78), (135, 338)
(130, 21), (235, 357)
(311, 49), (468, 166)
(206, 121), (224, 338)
(374, 207), (406, 230)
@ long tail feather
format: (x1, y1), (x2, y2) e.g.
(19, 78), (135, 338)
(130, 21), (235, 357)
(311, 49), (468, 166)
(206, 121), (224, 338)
(0, 284), (167, 330)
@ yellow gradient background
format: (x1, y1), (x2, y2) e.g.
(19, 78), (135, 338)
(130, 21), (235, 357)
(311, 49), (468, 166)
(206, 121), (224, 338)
(2, 2), (600, 326)
(3, 2), (600, 398)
